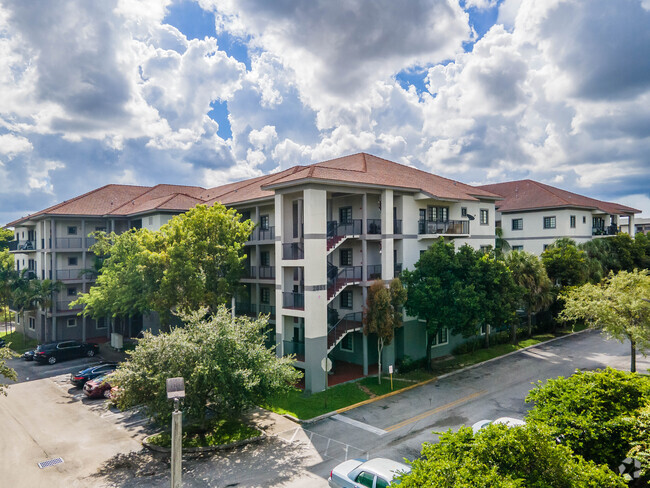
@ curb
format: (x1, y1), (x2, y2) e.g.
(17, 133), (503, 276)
(142, 431), (266, 454)
(283, 328), (593, 424)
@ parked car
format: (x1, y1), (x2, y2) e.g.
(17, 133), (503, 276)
(328, 458), (411, 488)
(0, 338), (5, 348)
(471, 417), (526, 433)
(33, 341), (99, 365)
(83, 374), (114, 399)
(70, 362), (117, 387)
(22, 349), (35, 361)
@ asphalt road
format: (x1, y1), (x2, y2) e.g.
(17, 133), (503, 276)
(1, 330), (647, 487)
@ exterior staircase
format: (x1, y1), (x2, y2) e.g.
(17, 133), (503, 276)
(327, 266), (362, 302)
(327, 312), (364, 351)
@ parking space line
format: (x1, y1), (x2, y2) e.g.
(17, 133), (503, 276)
(331, 414), (387, 436)
(385, 390), (488, 432)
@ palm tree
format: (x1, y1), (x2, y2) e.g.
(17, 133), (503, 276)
(12, 272), (62, 343)
(505, 251), (553, 340)
(495, 226), (511, 258)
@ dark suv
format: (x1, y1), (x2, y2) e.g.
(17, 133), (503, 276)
(33, 341), (99, 365)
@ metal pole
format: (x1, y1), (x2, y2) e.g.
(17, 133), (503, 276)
(171, 398), (182, 488)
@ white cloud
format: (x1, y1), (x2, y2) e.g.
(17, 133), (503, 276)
(0, 133), (33, 158)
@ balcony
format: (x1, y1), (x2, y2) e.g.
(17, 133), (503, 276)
(367, 219), (381, 235)
(283, 292), (304, 310)
(57, 299), (83, 312)
(367, 264), (382, 281)
(283, 340), (305, 361)
(328, 311), (363, 351)
(282, 242), (304, 260)
(258, 226), (275, 241)
(235, 302), (257, 317)
(394, 263), (403, 277)
(242, 266), (257, 279)
(259, 304), (276, 319)
(56, 237), (83, 249)
(592, 225), (618, 236)
(8, 240), (36, 252)
(258, 265), (275, 280)
(418, 220), (470, 236)
(55, 269), (84, 281)
(393, 220), (402, 235)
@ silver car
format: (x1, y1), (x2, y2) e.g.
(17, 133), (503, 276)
(328, 457), (411, 488)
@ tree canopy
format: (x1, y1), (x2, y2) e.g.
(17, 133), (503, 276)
(541, 238), (589, 287)
(74, 203), (254, 325)
(398, 424), (624, 488)
(0, 346), (18, 396)
(110, 306), (301, 427)
(559, 269), (650, 372)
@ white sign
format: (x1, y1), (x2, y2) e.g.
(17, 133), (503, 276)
(388, 365), (393, 374)
(321, 357), (332, 372)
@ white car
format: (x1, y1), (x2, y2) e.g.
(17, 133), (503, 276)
(328, 458), (411, 488)
(471, 417), (526, 433)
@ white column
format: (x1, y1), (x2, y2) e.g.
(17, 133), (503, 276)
(381, 189), (394, 281)
(274, 193), (284, 357)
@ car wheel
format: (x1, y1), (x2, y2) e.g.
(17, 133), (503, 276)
(48, 356), (57, 365)
(103, 389), (111, 399)
(87, 349), (95, 357)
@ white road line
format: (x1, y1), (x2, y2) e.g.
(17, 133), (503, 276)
(331, 414), (387, 436)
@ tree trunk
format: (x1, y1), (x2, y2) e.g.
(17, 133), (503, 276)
(527, 313), (533, 337)
(484, 324), (490, 349)
(631, 339), (636, 373)
(510, 321), (517, 345)
(426, 332), (434, 371)
(377, 338), (383, 384)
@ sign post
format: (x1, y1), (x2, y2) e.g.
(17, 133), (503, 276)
(321, 357), (332, 408)
(388, 365), (394, 391)
(166, 377), (185, 488)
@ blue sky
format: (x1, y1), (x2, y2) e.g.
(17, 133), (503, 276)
(0, 0), (649, 225)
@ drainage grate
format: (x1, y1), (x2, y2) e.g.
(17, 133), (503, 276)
(38, 457), (64, 469)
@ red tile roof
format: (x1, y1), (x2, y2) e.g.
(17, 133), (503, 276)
(477, 180), (640, 214)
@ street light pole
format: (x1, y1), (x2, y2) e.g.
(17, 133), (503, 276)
(166, 377), (185, 488)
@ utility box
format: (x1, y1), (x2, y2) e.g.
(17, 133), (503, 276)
(110, 332), (123, 350)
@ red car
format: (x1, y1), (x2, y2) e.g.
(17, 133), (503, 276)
(83, 374), (113, 399)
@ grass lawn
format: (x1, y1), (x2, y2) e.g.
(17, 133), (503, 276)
(359, 376), (417, 397)
(0, 330), (37, 353)
(147, 417), (259, 449)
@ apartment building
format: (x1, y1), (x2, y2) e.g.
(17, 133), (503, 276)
(7, 153), (500, 393)
(477, 180), (640, 255)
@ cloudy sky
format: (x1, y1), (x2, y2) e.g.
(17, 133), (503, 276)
(1, 0), (649, 225)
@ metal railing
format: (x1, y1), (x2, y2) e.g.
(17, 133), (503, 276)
(283, 340), (305, 358)
(394, 263), (403, 277)
(367, 264), (382, 280)
(56, 237), (83, 249)
(367, 219), (381, 235)
(56, 269), (84, 280)
(9, 240), (36, 251)
(327, 219), (363, 238)
(258, 226), (275, 241)
(592, 225), (618, 236)
(418, 220), (470, 235)
(282, 292), (304, 310)
(258, 265), (275, 280)
(282, 242), (304, 260)
(393, 220), (402, 234)
(235, 302), (257, 316)
(259, 304), (276, 318)
(57, 299), (83, 312)
(328, 266), (362, 288)
(242, 266), (257, 279)
(327, 312), (363, 350)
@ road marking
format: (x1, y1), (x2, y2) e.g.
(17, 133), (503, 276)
(331, 414), (388, 436)
(385, 390), (488, 432)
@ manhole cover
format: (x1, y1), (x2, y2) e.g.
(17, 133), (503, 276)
(38, 457), (64, 469)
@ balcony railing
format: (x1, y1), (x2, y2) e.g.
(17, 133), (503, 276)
(259, 265), (275, 280)
(327, 219), (363, 238)
(283, 292), (304, 310)
(592, 225), (618, 236)
(258, 226), (275, 241)
(56, 237), (83, 249)
(56, 269), (84, 281)
(235, 302), (257, 316)
(282, 243), (304, 260)
(242, 266), (257, 279)
(9, 240), (36, 251)
(418, 220), (469, 235)
(259, 304), (276, 318)
(57, 299), (83, 312)
(394, 263), (403, 277)
(367, 264), (382, 280)
(283, 340), (305, 360)
(393, 219), (402, 235)
(367, 219), (381, 235)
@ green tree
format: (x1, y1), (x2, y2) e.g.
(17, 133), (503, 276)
(398, 424), (624, 488)
(74, 204), (254, 327)
(541, 238), (589, 287)
(0, 228), (13, 250)
(628, 404), (650, 482)
(559, 269), (650, 372)
(362, 278), (406, 384)
(494, 226), (511, 258)
(111, 306), (301, 428)
(0, 346), (18, 396)
(526, 367), (650, 476)
(505, 251), (553, 340)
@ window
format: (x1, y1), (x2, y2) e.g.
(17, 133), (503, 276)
(68, 256), (78, 266)
(461, 207), (467, 217)
(67, 287), (77, 297)
(480, 209), (489, 225)
(260, 215), (269, 230)
(340, 290), (353, 309)
(240, 211), (251, 222)
(480, 323), (487, 335)
(570, 215), (576, 228)
(95, 226), (106, 232)
(583, 216), (586, 224)
(543, 244), (550, 251)
(511, 218), (523, 231)
(480, 245), (491, 253)
(376, 478), (390, 488)
(427, 206), (449, 222)
(67, 318), (77, 328)
(543, 216), (556, 229)
(512, 245), (524, 251)
(67, 226), (77, 235)
(339, 206), (352, 224)
(260, 288), (270, 304)
(340, 248), (353, 267)
(340, 334), (353, 352)
(260, 251), (270, 267)
(355, 472), (375, 488)
(29, 317), (35, 330)
(431, 328), (449, 347)
(96, 318), (107, 329)
(148, 216), (153, 226)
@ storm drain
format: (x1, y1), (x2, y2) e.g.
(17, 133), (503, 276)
(38, 457), (64, 469)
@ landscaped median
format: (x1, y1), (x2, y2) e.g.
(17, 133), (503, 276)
(263, 329), (588, 422)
